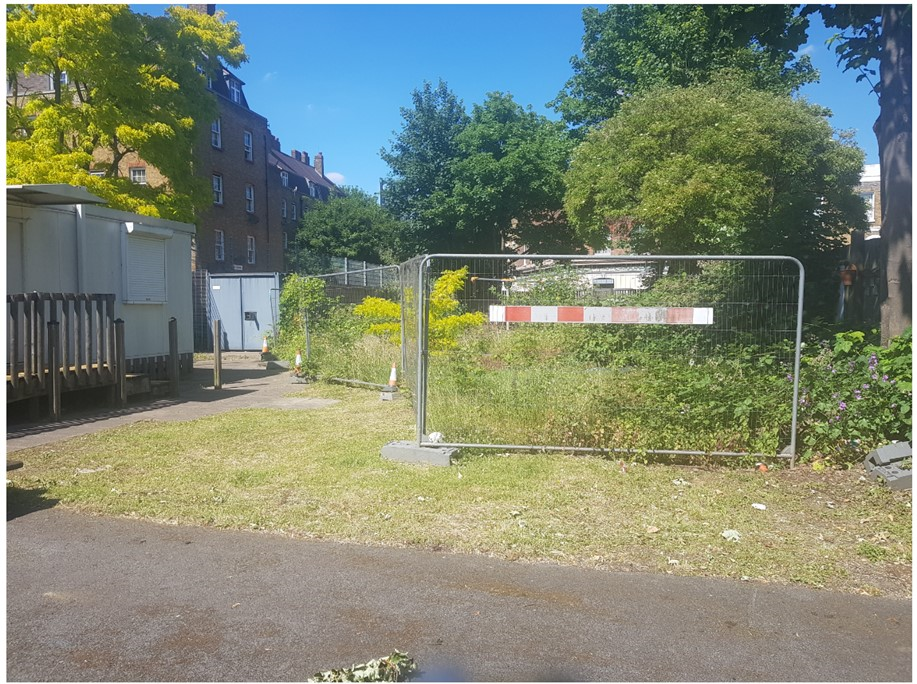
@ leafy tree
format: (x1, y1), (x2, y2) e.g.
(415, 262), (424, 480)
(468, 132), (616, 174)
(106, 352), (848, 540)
(379, 80), (469, 259)
(6, 4), (246, 222)
(804, 4), (911, 343)
(563, 79), (866, 305)
(291, 186), (404, 271)
(381, 87), (580, 256)
(552, 4), (816, 130)
(447, 92), (579, 254)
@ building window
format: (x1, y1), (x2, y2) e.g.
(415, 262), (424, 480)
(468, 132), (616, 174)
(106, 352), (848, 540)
(245, 184), (255, 213)
(243, 130), (253, 161)
(859, 191), (876, 223)
(281, 199), (287, 219)
(280, 170), (289, 187)
(291, 203), (297, 221)
(247, 236), (256, 264)
(89, 170), (105, 178)
(212, 174), (223, 205)
(229, 79), (241, 104)
(283, 231), (289, 251)
(211, 118), (222, 148)
(215, 229), (225, 262)
(129, 167), (147, 185)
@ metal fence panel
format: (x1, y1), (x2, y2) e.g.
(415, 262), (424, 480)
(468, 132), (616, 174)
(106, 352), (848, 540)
(411, 254), (804, 464)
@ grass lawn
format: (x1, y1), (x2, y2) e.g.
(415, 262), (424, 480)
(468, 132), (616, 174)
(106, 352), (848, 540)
(7, 382), (912, 598)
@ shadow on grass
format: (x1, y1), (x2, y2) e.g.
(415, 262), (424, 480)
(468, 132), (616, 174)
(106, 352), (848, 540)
(7, 485), (60, 521)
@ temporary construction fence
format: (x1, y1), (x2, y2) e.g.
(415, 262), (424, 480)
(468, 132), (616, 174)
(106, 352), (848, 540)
(303, 264), (403, 386)
(400, 254), (805, 466)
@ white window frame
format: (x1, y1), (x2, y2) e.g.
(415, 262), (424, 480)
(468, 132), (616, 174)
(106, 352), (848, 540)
(129, 167), (147, 185)
(211, 118), (222, 148)
(291, 202), (297, 221)
(214, 229), (225, 262)
(229, 79), (241, 104)
(243, 130), (253, 161)
(281, 199), (287, 219)
(283, 231), (289, 250)
(247, 235), (256, 265)
(280, 170), (289, 187)
(212, 174), (223, 205)
(245, 184), (255, 213)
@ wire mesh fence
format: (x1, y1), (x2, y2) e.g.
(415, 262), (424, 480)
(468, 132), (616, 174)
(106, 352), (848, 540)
(406, 254), (804, 464)
(293, 263), (403, 386)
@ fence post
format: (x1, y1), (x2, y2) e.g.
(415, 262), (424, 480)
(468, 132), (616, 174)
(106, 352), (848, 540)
(213, 319), (222, 390)
(114, 318), (126, 407)
(343, 257), (349, 285)
(48, 320), (61, 421)
(168, 317), (180, 398)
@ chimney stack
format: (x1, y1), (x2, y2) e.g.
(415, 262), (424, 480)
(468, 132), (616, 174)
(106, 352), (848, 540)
(188, 4), (216, 15)
(271, 135), (281, 151)
(314, 152), (324, 177)
(302, 151), (310, 166)
(291, 149), (300, 161)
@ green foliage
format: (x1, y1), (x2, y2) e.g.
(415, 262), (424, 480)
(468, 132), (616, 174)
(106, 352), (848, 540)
(797, 328), (912, 465)
(379, 80), (469, 259)
(552, 4), (815, 130)
(448, 92), (577, 253)
(563, 79), (866, 279)
(354, 268), (486, 351)
(292, 186), (405, 269)
(381, 84), (578, 256)
(272, 274), (341, 368)
(353, 296), (402, 344)
(6, 4), (246, 222)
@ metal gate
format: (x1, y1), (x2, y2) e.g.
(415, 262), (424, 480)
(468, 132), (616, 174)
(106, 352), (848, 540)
(402, 254), (804, 465)
(205, 273), (281, 351)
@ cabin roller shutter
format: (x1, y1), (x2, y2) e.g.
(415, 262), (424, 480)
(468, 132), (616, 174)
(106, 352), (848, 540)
(124, 235), (167, 303)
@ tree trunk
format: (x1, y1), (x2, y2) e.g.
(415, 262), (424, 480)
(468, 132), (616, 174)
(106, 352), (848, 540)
(877, 5), (912, 344)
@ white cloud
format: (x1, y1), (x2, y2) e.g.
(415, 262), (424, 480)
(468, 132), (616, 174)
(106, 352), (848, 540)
(798, 44), (816, 57)
(325, 171), (345, 186)
(262, 71), (279, 82)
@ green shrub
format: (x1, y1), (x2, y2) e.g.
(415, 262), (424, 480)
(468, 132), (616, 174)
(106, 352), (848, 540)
(797, 328), (912, 465)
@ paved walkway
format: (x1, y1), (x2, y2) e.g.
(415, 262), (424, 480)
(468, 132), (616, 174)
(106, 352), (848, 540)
(6, 508), (912, 682)
(7, 354), (333, 454)
(6, 354), (912, 681)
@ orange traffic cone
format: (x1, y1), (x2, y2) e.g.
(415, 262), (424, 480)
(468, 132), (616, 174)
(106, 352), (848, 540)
(262, 337), (269, 354)
(388, 363), (398, 388)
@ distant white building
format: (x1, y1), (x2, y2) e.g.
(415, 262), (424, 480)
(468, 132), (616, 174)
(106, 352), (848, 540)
(857, 163), (882, 240)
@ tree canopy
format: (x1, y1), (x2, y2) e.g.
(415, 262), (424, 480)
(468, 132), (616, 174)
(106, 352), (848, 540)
(6, 4), (246, 222)
(551, 4), (816, 130)
(379, 80), (469, 258)
(564, 79), (866, 266)
(381, 85), (577, 257)
(291, 186), (404, 270)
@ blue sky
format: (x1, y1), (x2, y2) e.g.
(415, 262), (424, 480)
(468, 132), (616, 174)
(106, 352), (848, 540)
(135, 3), (881, 196)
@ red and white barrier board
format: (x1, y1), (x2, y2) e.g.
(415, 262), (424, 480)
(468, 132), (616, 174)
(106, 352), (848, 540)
(488, 305), (714, 325)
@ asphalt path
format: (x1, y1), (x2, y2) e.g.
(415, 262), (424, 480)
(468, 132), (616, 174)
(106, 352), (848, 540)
(6, 507), (912, 682)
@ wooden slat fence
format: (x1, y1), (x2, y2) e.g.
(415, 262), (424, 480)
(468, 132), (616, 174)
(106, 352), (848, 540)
(7, 293), (124, 416)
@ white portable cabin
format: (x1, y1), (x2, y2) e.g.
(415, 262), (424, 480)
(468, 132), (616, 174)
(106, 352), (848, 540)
(6, 184), (196, 376)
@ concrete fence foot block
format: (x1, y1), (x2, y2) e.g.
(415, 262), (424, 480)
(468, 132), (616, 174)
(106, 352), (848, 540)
(382, 441), (457, 467)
